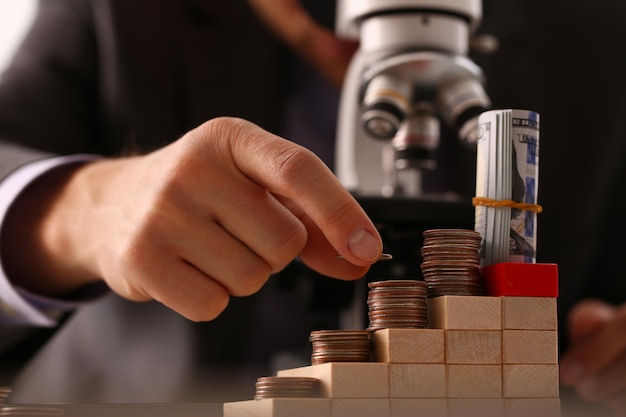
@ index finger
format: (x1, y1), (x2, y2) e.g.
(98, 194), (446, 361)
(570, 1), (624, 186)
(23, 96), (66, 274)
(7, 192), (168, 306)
(204, 118), (382, 266)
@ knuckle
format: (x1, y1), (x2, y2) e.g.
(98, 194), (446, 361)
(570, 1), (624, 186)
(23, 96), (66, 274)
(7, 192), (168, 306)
(197, 116), (242, 136)
(270, 221), (308, 265)
(229, 258), (273, 297)
(155, 279), (231, 323)
(270, 146), (318, 186)
(318, 199), (356, 226)
(194, 117), (250, 148)
(186, 294), (230, 322)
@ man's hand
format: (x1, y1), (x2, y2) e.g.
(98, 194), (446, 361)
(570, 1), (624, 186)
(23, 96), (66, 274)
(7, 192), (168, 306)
(247, 0), (358, 87)
(560, 299), (626, 416)
(2, 118), (382, 321)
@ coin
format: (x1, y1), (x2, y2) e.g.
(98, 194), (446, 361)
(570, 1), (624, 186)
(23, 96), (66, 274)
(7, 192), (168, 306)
(336, 253), (393, 261)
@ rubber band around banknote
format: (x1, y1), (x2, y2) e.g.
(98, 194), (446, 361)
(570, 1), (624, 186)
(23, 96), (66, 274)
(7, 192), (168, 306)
(472, 197), (543, 213)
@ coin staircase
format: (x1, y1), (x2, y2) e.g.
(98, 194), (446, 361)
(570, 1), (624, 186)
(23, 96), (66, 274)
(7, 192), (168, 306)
(223, 230), (560, 417)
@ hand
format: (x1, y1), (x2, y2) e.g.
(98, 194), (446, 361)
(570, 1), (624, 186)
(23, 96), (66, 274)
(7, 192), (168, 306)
(560, 299), (626, 416)
(2, 117), (382, 321)
(247, 0), (358, 87)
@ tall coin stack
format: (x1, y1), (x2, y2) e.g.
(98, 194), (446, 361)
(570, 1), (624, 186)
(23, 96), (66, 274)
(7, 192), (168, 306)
(420, 229), (483, 297)
(367, 280), (429, 330)
(309, 330), (371, 365)
(254, 376), (320, 400)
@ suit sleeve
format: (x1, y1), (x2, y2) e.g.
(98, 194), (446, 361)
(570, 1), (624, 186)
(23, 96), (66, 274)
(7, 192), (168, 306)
(0, 154), (108, 329)
(0, 0), (108, 331)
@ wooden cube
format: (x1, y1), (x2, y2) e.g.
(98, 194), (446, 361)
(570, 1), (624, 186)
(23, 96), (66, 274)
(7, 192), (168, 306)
(505, 398), (561, 417)
(278, 363), (389, 398)
(503, 365), (560, 398)
(390, 399), (447, 417)
(446, 330), (502, 364)
(389, 364), (447, 398)
(331, 398), (390, 417)
(502, 297), (557, 330)
(223, 398), (330, 417)
(447, 365), (502, 398)
(428, 296), (502, 329)
(503, 330), (558, 364)
(372, 329), (445, 363)
(448, 399), (505, 417)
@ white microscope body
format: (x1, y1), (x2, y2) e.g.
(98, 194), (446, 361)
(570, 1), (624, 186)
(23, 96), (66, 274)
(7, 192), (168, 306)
(335, 0), (492, 197)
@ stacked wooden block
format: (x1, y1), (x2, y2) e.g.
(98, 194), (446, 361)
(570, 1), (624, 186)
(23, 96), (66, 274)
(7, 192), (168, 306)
(223, 263), (560, 417)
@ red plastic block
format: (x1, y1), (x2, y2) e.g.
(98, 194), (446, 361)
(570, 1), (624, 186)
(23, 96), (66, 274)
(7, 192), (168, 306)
(481, 262), (558, 297)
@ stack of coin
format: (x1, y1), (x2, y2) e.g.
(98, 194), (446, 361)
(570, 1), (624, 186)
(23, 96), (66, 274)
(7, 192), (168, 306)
(0, 406), (65, 416)
(367, 280), (429, 330)
(309, 330), (371, 365)
(254, 376), (320, 400)
(0, 387), (10, 406)
(420, 228), (483, 297)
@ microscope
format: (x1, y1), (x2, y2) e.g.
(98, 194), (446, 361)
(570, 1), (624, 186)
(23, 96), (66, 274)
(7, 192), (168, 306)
(334, 0), (496, 327)
(335, 0), (493, 197)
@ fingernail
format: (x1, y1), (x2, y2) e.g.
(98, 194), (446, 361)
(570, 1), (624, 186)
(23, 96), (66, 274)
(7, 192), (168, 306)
(561, 360), (586, 384)
(348, 228), (381, 262)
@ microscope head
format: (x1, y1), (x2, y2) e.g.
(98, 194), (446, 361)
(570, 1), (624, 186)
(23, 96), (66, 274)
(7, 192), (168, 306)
(335, 0), (493, 197)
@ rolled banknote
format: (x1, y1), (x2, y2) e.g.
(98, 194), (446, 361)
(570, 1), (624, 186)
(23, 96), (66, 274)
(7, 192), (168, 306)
(474, 109), (540, 266)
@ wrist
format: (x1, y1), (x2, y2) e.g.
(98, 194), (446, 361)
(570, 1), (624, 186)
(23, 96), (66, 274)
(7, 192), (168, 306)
(1, 161), (102, 296)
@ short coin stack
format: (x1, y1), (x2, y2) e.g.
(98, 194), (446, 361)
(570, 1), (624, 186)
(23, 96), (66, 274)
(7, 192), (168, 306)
(309, 330), (371, 365)
(367, 280), (429, 330)
(0, 387), (10, 406)
(420, 229), (483, 297)
(254, 376), (320, 400)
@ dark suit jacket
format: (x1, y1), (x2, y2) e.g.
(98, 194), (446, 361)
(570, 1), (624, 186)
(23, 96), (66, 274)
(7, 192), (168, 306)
(0, 0), (287, 162)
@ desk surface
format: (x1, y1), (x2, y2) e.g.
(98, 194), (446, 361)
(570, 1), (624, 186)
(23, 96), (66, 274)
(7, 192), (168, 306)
(9, 393), (611, 417)
(7, 404), (223, 417)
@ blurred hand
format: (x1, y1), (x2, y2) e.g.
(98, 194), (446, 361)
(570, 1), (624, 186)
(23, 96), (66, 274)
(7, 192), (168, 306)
(560, 299), (626, 416)
(2, 117), (382, 321)
(247, 0), (358, 87)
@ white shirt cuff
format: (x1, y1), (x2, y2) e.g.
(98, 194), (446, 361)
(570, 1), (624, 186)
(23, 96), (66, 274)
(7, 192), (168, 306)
(0, 155), (105, 326)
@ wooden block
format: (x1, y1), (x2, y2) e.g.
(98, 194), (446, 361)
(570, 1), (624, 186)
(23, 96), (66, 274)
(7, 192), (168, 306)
(503, 330), (558, 364)
(505, 398), (561, 417)
(481, 262), (559, 297)
(447, 365), (502, 398)
(390, 399), (447, 417)
(331, 398), (390, 417)
(389, 364), (447, 398)
(446, 330), (502, 364)
(428, 296), (502, 329)
(503, 297), (557, 330)
(503, 365), (560, 398)
(278, 363), (389, 398)
(372, 329), (445, 363)
(223, 398), (331, 417)
(448, 399), (505, 417)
